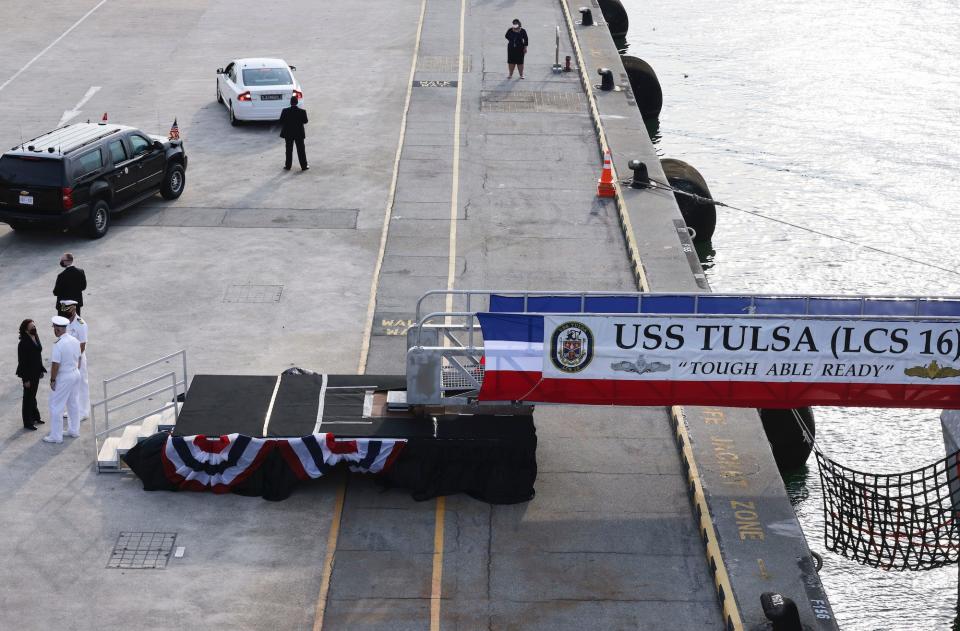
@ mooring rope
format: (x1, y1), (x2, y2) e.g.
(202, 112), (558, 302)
(637, 177), (960, 278)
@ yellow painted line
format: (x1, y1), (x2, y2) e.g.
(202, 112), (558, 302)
(430, 495), (447, 630)
(312, 474), (348, 631)
(358, 0), (430, 374)
(315, 1), (430, 629)
(556, 0), (649, 293)
(557, 2), (743, 628)
(445, 0), (467, 313)
(431, 0), (466, 627)
(672, 406), (744, 631)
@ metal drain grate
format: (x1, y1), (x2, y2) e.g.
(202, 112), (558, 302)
(223, 284), (283, 303)
(107, 532), (177, 569)
(418, 55), (472, 73)
(480, 90), (586, 114)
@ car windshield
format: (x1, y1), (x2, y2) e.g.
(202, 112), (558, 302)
(0, 155), (64, 187)
(241, 67), (292, 87)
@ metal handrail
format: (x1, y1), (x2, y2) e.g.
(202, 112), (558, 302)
(104, 377), (179, 416)
(94, 401), (177, 440)
(103, 349), (187, 384)
(97, 371), (179, 407)
(414, 289), (960, 321)
(93, 351), (187, 473)
(413, 311), (482, 348)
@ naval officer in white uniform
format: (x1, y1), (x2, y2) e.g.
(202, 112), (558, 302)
(60, 299), (90, 419)
(43, 316), (83, 444)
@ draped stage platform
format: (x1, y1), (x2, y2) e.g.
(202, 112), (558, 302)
(122, 372), (537, 503)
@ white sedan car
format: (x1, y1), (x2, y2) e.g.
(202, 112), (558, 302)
(216, 58), (303, 125)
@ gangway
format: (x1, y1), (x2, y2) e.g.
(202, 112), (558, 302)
(407, 289), (960, 409)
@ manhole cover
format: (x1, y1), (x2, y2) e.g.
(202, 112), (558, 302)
(418, 55), (472, 73)
(480, 90), (585, 113)
(107, 532), (177, 569)
(223, 284), (284, 303)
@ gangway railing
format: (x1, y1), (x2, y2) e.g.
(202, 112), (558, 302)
(91, 350), (188, 472)
(407, 290), (960, 406)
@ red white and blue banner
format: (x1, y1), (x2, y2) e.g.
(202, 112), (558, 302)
(477, 313), (960, 409)
(161, 433), (405, 493)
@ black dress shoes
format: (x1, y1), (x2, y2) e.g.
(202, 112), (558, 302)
(25, 425), (37, 431)
(35, 419), (45, 424)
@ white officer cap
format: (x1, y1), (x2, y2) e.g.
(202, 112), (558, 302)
(59, 299), (78, 306)
(52, 316), (70, 327)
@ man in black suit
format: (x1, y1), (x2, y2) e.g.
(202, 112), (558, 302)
(279, 96), (309, 171)
(53, 252), (86, 315)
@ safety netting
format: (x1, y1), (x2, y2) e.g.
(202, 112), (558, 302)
(815, 446), (960, 571)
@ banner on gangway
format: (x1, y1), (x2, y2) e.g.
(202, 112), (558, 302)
(477, 313), (960, 408)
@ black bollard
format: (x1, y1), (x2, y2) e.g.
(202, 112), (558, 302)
(597, 68), (615, 91)
(578, 7), (594, 26)
(628, 160), (649, 188)
(760, 592), (802, 631)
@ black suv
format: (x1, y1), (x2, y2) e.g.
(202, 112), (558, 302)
(0, 122), (188, 238)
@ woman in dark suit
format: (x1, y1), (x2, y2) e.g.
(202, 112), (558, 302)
(505, 19), (528, 79)
(16, 319), (46, 430)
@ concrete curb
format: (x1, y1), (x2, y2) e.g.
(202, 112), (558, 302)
(556, 2), (742, 628)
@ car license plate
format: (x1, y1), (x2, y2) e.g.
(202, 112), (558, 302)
(261, 94), (281, 101)
(19, 195), (33, 205)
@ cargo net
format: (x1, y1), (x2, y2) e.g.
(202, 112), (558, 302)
(816, 446), (960, 571)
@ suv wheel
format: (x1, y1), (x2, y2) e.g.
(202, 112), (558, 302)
(86, 199), (110, 239)
(161, 164), (186, 200)
(229, 103), (240, 127)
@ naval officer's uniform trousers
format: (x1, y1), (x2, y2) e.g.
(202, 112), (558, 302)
(66, 315), (90, 418)
(48, 334), (82, 442)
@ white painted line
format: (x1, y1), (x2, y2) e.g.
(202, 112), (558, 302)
(261, 374), (282, 437)
(58, 86), (101, 126)
(312, 373), (329, 434)
(356, 0), (429, 375)
(0, 0), (109, 94)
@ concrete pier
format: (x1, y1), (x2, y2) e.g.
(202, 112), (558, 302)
(0, 0), (831, 629)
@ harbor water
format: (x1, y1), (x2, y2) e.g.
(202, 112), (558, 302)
(623, 0), (960, 628)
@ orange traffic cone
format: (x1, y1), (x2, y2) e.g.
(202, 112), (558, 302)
(597, 149), (616, 198)
(101, 112), (108, 123)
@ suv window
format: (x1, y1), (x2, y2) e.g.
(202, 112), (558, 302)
(0, 155), (65, 187)
(130, 135), (151, 157)
(107, 140), (127, 164)
(74, 149), (103, 178)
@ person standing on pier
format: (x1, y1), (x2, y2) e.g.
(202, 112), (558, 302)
(505, 19), (528, 79)
(53, 252), (86, 316)
(60, 300), (90, 420)
(279, 96), (309, 171)
(42, 316), (82, 444)
(16, 319), (46, 431)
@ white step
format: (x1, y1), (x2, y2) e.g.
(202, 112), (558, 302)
(116, 424), (140, 455)
(157, 402), (181, 431)
(97, 436), (121, 470)
(138, 415), (160, 440)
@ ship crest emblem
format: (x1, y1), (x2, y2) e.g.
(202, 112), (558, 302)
(551, 321), (594, 373)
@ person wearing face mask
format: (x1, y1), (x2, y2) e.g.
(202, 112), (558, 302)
(505, 18), (529, 79)
(43, 316), (82, 444)
(53, 252), (87, 316)
(60, 300), (90, 420)
(16, 319), (46, 431)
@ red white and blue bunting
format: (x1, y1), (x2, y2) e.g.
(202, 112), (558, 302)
(161, 433), (405, 493)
